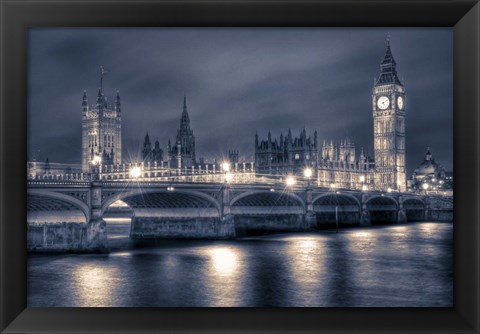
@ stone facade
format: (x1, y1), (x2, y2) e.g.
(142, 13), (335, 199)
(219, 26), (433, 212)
(254, 128), (318, 175)
(81, 69), (122, 172)
(372, 38), (407, 191)
(142, 133), (164, 164)
(168, 96), (196, 169)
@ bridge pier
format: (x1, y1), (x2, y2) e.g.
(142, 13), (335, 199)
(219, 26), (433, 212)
(423, 196), (429, 221)
(360, 195), (371, 226)
(397, 196), (407, 223)
(304, 188), (316, 229)
(86, 180), (108, 252)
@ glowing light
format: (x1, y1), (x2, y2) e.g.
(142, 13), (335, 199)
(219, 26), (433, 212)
(167, 186), (175, 191)
(224, 172), (233, 183)
(422, 183), (429, 190)
(387, 187), (392, 193)
(208, 247), (238, 276)
(221, 161), (231, 172)
(303, 167), (313, 178)
(108, 200), (129, 208)
(286, 176), (296, 187)
(359, 175), (365, 182)
(362, 185), (368, 191)
(354, 232), (370, 237)
(330, 183), (336, 189)
(270, 188), (275, 192)
(129, 166), (142, 178)
(90, 155), (101, 165)
(71, 265), (118, 306)
(432, 178), (436, 183)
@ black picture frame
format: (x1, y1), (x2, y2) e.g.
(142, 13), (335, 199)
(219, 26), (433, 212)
(1, 0), (479, 333)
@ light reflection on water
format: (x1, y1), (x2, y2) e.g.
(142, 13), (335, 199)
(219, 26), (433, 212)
(28, 222), (453, 307)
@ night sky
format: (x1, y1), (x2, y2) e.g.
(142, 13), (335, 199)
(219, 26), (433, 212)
(28, 28), (453, 174)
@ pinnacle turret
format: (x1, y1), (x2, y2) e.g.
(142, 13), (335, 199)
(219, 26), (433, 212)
(180, 95), (190, 130)
(375, 36), (402, 86)
(115, 91), (121, 113)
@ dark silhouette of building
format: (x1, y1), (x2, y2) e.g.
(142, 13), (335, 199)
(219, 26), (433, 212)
(168, 95), (196, 169)
(254, 128), (318, 175)
(142, 132), (163, 164)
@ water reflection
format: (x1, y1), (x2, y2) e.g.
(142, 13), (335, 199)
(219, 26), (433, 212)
(28, 222), (453, 307)
(285, 236), (325, 306)
(70, 264), (119, 307)
(201, 245), (246, 306)
(207, 247), (239, 276)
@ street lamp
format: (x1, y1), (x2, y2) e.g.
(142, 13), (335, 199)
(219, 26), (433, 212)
(221, 161), (231, 172)
(91, 155), (101, 166)
(359, 174), (366, 191)
(90, 155), (101, 181)
(286, 176), (296, 187)
(303, 167), (313, 189)
(303, 167), (313, 178)
(129, 166), (142, 179)
(422, 182), (429, 195)
(224, 172), (233, 183)
(387, 187), (392, 193)
(329, 183), (340, 233)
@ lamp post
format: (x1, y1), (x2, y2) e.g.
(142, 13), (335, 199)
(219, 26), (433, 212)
(359, 175), (365, 191)
(286, 175), (296, 187)
(90, 155), (101, 181)
(422, 182), (429, 195)
(330, 183), (339, 232)
(303, 167), (313, 189)
(129, 166), (142, 179)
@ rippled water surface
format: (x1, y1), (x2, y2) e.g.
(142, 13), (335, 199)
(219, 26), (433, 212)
(28, 221), (452, 307)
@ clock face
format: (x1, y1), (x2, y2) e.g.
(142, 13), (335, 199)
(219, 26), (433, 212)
(377, 96), (390, 110)
(397, 96), (404, 110)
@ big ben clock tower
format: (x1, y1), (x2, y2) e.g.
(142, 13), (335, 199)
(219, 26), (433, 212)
(372, 37), (406, 192)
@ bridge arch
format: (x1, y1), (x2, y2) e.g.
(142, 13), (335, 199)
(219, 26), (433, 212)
(230, 190), (306, 236)
(312, 193), (361, 208)
(102, 188), (222, 217)
(312, 193), (361, 227)
(366, 195), (398, 224)
(402, 197), (426, 222)
(27, 189), (90, 223)
(230, 190), (305, 213)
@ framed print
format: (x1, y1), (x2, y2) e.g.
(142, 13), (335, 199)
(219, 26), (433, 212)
(1, 0), (479, 333)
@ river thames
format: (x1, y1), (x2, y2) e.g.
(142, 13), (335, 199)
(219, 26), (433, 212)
(28, 221), (452, 307)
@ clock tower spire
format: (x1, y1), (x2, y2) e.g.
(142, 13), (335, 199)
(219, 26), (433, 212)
(372, 37), (406, 192)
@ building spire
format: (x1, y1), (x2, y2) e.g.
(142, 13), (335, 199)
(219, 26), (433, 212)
(180, 95), (190, 129)
(115, 90), (121, 113)
(100, 66), (107, 92)
(375, 36), (402, 86)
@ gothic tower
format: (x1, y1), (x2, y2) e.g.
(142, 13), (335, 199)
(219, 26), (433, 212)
(168, 95), (196, 168)
(142, 132), (152, 161)
(81, 67), (122, 172)
(372, 37), (406, 191)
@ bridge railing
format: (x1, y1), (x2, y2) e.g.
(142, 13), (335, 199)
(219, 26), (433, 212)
(26, 163), (453, 198)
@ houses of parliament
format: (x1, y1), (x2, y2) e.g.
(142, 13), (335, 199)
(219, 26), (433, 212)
(80, 38), (407, 192)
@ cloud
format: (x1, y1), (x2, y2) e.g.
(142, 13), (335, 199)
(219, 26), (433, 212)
(28, 28), (453, 173)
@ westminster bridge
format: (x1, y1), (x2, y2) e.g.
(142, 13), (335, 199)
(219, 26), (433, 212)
(27, 167), (453, 252)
